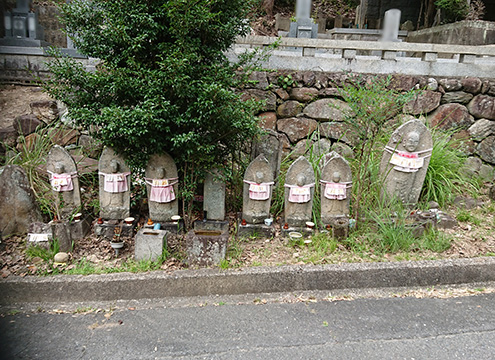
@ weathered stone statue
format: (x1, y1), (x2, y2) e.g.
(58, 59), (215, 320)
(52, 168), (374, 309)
(320, 151), (352, 224)
(380, 119), (433, 206)
(284, 156), (315, 227)
(242, 154), (274, 224)
(46, 145), (81, 219)
(145, 153), (179, 223)
(98, 147), (131, 220)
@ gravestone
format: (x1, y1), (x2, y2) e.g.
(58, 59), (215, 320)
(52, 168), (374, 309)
(381, 9), (401, 42)
(252, 129), (283, 182)
(320, 151), (352, 225)
(288, 0), (318, 39)
(284, 156), (315, 228)
(379, 119), (433, 206)
(242, 154), (274, 224)
(145, 153), (179, 223)
(203, 168), (226, 221)
(0, 165), (42, 237)
(1, 0), (48, 47)
(46, 145), (81, 219)
(98, 147), (131, 220)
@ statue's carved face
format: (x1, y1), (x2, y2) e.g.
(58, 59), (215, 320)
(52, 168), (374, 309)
(110, 160), (119, 173)
(255, 171), (264, 182)
(404, 131), (420, 152)
(332, 171), (341, 183)
(296, 173), (306, 187)
(156, 167), (165, 179)
(54, 162), (65, 174)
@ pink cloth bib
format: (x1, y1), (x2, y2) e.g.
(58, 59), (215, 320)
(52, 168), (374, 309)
(285, 184), (314, 203)
(244, 180), (274, 201)
(100, 172), (130, 193)
(324, 182), (347, 200)
(146, 178), (178, 203)
(49, 172), (74, 192)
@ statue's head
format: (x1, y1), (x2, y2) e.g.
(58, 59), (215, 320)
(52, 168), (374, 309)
(404, 131), (420, 152)
(54, 162), (65, 174)
(332, 171), (341, 183)
(110, 159), (120, 173)
(255, 171), (264, 182)
(156, 167), (165, 179)
(296, 173), (306, 187)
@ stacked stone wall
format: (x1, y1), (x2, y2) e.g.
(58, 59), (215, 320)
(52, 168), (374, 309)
(242, 71), (495, 181)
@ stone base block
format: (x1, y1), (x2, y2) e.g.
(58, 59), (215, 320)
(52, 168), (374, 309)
(186, 229), (229, 266)
(237, 221), (275, 239)
(159, 221), (184, 234)
(134, 228), (167, 261)
(194, 220), (229, 233)
(94, 219), (136, 240)
(69, 215), (92, 241)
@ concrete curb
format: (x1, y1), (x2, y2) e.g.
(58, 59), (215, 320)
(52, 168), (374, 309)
(1, 257), (495, 304)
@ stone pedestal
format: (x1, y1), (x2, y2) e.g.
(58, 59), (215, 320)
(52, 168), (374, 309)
(145, 221), (184, 234)
(50, 220), (72, 252)
(237, 220), (275, 239)
(186, 229), (229, 266)
(94, 219), (137, 240)
(134, 228), (167, 261)
(69, 214), (92, 241)
(280, 222), (314, 238)
(194, 220), (229, 233)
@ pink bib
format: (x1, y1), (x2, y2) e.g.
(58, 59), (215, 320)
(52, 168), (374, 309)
(50, 173), (74, 192)
(147, 179), (177, 203)
(102, 173), (129, 193)
(287, 186), (311, 203)
(324, 183), (347, 200)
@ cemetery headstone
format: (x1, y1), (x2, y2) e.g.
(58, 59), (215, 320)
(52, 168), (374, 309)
(1, 0), (48, 47)
(381, 9), (401, 42)
(145, 153), (179, 223)
(289, 0), (318, 39)
(320, 151), (352, 225)
(46, 145), (81, 219)
(242, 154), (274, 224)
(284, 156), (315, 228)
(203, 168), (226, 221)
(98, 147), (131, 220)
(379, 119), (433, 206)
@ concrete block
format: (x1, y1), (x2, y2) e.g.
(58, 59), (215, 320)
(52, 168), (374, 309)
(194, 220), (229, 233)
(186, 229), (229, 266)
(237, 221), (275, 239)
(422, 52), (438, 62)
(134, 229), (167, 261)
(69, 215), (92, 241)
(343, 49), (356, 59)
(382, 50), (397, 60)
(459, 54), (476, 64)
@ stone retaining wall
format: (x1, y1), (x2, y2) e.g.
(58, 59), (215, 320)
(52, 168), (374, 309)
(242, 71), (495, 181)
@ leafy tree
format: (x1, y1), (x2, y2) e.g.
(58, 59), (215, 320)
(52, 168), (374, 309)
(43, 0), (263, 226)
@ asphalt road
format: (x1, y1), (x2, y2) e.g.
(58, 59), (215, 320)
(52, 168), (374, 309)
(1, 292), (494, 360)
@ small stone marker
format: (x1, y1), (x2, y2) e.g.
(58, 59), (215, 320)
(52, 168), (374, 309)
(284, 156), (315, 228)
(320, 151), (352, 225)
(0, 165), (42, 237)
(379, 119), (433, 206)
(145, 153), (179, 223)
(289, 0), (318, 39)
(242, 154), (274, 224)
(381, 9), (401, 42)
(134, 228), (167, 261)
(98, 147), (131, 220)
(186, 229), (228, 266)
(203, 168), (226, 221)
(47, 145), (81, 219)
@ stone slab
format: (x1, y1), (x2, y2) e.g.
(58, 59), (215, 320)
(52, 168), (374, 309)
(69, 215), (92, 241)
(186, 229), (229, 266)
(194, 220), (230, 233)
(134, 228), (167, 262)
(94, 221), (136, 240)
(237, 222), (275, 239)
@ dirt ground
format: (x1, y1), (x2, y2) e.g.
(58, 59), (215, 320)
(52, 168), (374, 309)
(0, 84), (53, 129)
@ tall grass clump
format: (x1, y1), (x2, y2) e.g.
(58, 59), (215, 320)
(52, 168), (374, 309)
(421, 128), (480, 207)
